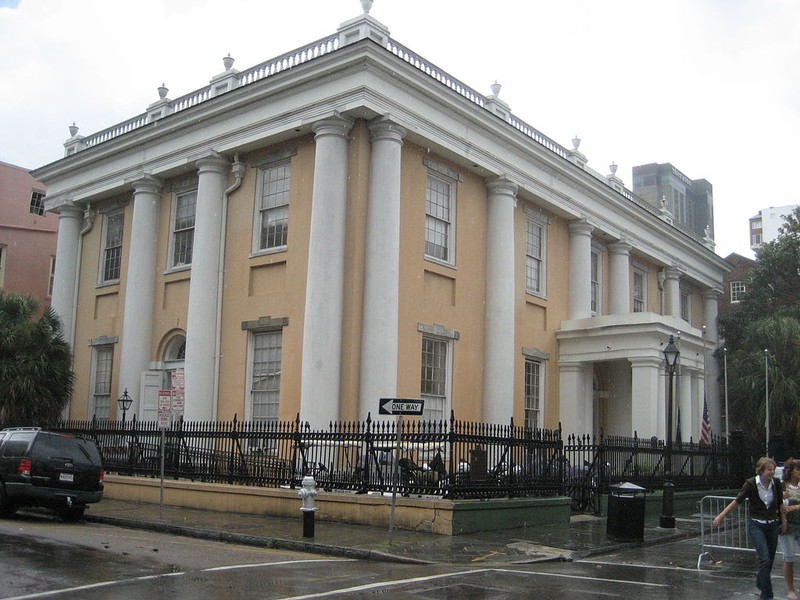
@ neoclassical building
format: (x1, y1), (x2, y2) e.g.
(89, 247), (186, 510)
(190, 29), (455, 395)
(33, 4), (729, 441)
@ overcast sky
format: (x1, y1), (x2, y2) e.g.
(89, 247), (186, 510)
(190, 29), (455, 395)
(1, 0), (798, 259)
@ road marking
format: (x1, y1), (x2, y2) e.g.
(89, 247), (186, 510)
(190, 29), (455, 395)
(279, 566), (669, 599)
(205, 558), (352, 572)
(2, 559), (348, 599)
(279, 569), (493, 599)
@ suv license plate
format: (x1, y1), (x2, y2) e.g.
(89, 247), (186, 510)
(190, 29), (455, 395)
(59, 473), (74, 483)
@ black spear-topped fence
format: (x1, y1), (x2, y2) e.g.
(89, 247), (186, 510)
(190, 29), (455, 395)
(51, 412), (742, 512)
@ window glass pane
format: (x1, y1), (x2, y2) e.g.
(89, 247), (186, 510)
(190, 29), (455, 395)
(633, 271), (645, 313)
(425, 174), (451, 262)
(103, 213), (123, 282)
(93, 345), (113, 419)
(173, 192), (196, 267)
(251, 331), (282, 423)
(259, 162), (290, 250)
(420, 336), (447, 422)
(526, 219), (544, 293)
(524, 359), (541, 430)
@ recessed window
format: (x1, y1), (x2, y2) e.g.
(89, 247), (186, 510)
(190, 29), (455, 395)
(249, 330), (283, 433)
(524, 358), (543, 430)
(170, 190), (196, 268)
(420, 335), (450, 422)
(30, 190), (46, 216)
(525, 209), (549, 297)
(423, 160), (460, 267)
(90, 344), (114, 419)
(730, 281), (746, 303)
(633, 269), (646, 313)
(680, 287), (691, 322)
(100, 211), (124, 284)
(590, 247), (603, 315)
(256, 161), (290, 252)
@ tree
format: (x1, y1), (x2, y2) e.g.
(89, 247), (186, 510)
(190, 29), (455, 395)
(0, 292), (74, 427)
(720, 206), (800, 449)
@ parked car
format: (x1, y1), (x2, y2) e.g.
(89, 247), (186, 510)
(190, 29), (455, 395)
(0, 428), (104, 521)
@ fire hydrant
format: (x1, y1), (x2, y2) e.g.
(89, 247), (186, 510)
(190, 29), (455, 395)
(298, 475), (318, 538)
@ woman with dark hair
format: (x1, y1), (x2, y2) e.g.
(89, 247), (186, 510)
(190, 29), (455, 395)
(780, 458), (800, 600)
(714, 456), (786, 600)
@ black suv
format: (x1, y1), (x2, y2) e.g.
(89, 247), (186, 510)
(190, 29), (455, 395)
(0, 428), (104, 522)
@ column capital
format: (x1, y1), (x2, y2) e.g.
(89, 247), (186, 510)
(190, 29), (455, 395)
(703, 287), (722, 301)
(55, 202), (84, 219)
(130, 174), (163, 195)
(568, 218), (594, 236)
(368, 116), (406, 143)
(663, 265), (682, 281)
(312, 114), (354, 140)
(607, 240), (632, 255)
(195, 152), (229, 175)
(486, 176), (518, 199)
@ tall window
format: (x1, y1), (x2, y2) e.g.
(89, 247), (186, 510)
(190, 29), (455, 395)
(257, 161), (290, 252)
(526, 216), (547, 295)
(425, 172), (455, 264)
(730, 281), (746, 303)
(250, 331), (282, 426)
(47, 256), (56, 297)
(101, 211), (124, 284)
(0, 245), (6, 289)
(171, 190), (196, 268)
(91, 345), (113, 419)
(633, 269), (646, 313)
(420, 336), (449, 422)
(680, 288), (690, 322)
(30, 190), (46, 215)
(524, 358), (543, 430)
(590, 249), (601, 315)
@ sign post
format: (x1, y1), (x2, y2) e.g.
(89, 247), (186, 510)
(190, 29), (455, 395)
(379, 398), (424, 544)
(157, 390), (173, 521)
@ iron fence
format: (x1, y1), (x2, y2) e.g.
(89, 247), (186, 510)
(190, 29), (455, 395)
(52, 414), (740, 511)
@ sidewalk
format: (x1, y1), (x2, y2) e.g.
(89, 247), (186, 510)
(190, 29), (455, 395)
(83, 498), (701, 565)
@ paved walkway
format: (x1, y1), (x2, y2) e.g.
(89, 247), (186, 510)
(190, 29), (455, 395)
(83, 498), (701, 566)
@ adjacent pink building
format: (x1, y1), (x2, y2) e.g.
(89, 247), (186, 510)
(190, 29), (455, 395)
(0, 160), (56, 308)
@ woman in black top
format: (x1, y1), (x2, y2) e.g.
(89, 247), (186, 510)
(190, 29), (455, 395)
(714, 457), (786, 600)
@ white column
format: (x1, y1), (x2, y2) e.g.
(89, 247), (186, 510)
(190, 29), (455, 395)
(607, 241), (631, 315)
(630, 357), (663, 438)
(359, 118), (405, 420)
(559, 362), (593, 436)
(301, 116), (353, 426)
(51, 204), (83, 346)
(184, 153), (229, 421)
(703, 289), (722, 435)
(663, 266), (681, 318)
(568, 220), (594, 319)
(483, 177), (518, 424)
(118, 176), (161, 417)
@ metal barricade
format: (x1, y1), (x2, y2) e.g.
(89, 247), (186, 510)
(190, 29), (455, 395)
(698, 495), (752, 568)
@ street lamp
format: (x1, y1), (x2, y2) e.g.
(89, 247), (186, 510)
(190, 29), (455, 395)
(660, 335), (680, 529)
(118, 388), (133, 425)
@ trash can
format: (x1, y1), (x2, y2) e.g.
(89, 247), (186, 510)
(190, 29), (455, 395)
(606, 482), (647, 542)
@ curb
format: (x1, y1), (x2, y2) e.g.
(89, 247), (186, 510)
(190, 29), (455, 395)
(84, 514), (425, 564)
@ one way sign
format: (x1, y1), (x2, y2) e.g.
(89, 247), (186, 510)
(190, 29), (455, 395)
(378, 398), (425, 416)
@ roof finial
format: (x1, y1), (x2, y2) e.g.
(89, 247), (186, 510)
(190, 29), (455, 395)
(223, 53), (235, 71)
(158, 83), (169, 100)
(572, 135), (581, 151)
(360, 0), (373, 14)
(68, 122), (79, 137)
(490, 81), (502, 97)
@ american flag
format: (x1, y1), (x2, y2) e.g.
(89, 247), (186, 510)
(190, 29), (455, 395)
(700, 398), (712, 445)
